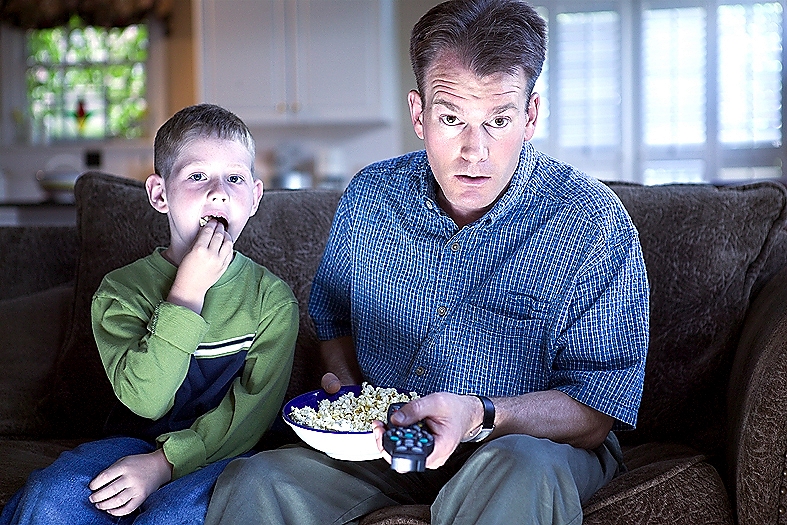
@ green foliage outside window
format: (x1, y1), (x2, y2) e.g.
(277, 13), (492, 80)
(26, 15), (148, 141)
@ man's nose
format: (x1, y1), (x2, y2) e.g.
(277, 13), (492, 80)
(460, 126), (489, 163)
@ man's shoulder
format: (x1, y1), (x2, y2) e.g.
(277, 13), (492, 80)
(348, 150), (427, 196)
(530, 152), (629, 222)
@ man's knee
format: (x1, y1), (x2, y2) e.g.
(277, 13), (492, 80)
(476, 434), (580, 475)
(218, 447), (312, 491)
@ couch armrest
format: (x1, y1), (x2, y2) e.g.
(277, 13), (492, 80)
(0, 285), (74, 437)
(727, 264), (787, 524)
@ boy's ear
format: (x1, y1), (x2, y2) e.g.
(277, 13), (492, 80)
(145, 174), (168, 214)
(249, 179), (264, 216)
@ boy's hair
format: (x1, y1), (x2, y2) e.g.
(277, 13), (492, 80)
(410, 0), (547, 103)
(154, 103), (256, 179)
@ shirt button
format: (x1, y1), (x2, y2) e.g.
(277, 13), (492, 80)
(425, 200), (434, 210)
(415, 366), (426, 376)
(437, 306), (447, 317)
(451, 242), (460, 252)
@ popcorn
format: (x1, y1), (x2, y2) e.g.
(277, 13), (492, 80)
(289, 383), (419, 432)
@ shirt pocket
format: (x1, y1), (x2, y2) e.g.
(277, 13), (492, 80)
(446, 302), (550, 396)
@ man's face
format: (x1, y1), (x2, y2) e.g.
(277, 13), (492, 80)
(409, 54), (538, 226)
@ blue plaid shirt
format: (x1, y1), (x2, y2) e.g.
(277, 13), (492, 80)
(309, 142), (649, 430)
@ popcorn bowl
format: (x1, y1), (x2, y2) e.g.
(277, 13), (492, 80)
(282, 385), (414, 461)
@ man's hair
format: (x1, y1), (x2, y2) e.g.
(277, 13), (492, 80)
(410, 0), (547, 102)
(154, 103), (256, 179)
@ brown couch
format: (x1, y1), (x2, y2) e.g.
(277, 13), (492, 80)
(2, 171), (787, 524)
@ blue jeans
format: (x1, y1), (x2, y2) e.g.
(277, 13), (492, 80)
(0, 437), (238, 525)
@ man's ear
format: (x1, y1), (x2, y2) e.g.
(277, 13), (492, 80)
(523, 92), (540, 142)
(408, 90), (425, 140)
(145, 174), (168, 214)
(249, 179), (264, 216)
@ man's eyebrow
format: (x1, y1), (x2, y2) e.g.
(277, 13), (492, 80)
(433, 97), (461, 112)
(432, 98), (520, 115)
(491, 102), (519, 114)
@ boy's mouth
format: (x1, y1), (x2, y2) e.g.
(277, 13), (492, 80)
(199, 215), (229, 229)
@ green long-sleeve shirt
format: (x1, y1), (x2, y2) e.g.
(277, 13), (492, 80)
(91, 248), (298, 479)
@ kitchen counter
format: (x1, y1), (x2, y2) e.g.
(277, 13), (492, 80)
(0, 201), (76, 226)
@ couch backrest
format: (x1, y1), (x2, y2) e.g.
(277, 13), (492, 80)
(607, 181), (787, 455)
(44, 172), (787, 457)
(45, 172), (340, 437)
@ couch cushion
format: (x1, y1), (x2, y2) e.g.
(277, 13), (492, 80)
(0, 286), (74, 436)
(583, 442), (734, 524)
(607, 182), (787, 455)
(45, 172), (341, 437)
(0, 226), (77, 301)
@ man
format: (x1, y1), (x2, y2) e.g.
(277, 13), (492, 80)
(205, 1), (649, 523)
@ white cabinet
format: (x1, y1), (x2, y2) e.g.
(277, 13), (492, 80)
(195, 0), (395, 126)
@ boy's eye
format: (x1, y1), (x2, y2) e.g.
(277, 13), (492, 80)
(228, 174), (245, 184)
(189, 172), (206, 181)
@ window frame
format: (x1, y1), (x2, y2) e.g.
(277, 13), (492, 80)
(529, 0), (787, 184)
(0, 18), (167, 147)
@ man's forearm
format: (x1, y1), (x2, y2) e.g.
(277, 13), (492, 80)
(491, 390), (614, 450)
(319, 336), (364, 385)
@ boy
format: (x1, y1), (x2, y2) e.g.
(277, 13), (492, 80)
(0, 104), (298, 524)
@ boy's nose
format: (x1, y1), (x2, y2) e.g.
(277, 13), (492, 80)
(208, 180), (229, 201)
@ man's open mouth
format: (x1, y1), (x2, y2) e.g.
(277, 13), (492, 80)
(199, 215), (229, 229)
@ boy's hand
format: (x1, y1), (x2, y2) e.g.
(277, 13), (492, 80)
(88, 448), (173, 516)
(168, 219), (234, 313)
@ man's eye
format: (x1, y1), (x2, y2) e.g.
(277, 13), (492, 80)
(489, 117), (509, 129)
(440, 115), (460, 125)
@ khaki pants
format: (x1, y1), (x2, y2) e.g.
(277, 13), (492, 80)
(205, 433), (621, 525)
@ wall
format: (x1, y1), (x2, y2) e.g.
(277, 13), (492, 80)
(398, 0), (443, 155)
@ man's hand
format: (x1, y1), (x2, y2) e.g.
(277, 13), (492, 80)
(321, 372), (344, 394)
(372, 392), (481, 469)
(88, 448), (173, 516)
(168, 219), (234, 313)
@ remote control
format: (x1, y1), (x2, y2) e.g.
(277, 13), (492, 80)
(383, 402), (434, 473)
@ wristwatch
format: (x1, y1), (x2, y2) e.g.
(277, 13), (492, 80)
(461, 395), (495, 443)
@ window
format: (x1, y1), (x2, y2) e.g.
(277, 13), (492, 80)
(26, 15), (149, 142)
(529, 0), (785, 185)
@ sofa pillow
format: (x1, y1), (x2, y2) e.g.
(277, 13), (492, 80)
(0, 285), (74, 436)
(607, 181), (787, 455)
(46, 172), (340, 437)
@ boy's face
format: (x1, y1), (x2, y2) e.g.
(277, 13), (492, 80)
(145, 137), (262, 255)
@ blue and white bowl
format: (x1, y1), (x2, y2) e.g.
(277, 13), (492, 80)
(282, 385), (409, 461)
